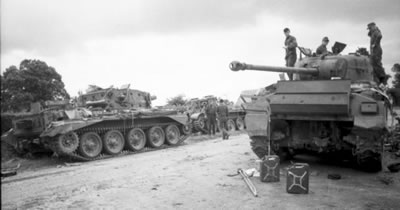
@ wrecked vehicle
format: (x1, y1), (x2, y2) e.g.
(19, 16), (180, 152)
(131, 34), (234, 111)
(230, 42), (398, 171)
(184, 96), (246, 134)
(2, 85), (190, 161)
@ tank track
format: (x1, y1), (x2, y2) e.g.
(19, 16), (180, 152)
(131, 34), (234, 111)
(49, 122), (190, 162)
(52, 135), (188, 162)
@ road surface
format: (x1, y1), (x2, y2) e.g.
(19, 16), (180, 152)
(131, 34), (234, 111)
(2, 134), (400, 209)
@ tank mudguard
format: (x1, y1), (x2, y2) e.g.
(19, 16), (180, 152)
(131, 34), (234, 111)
(165, 115), (189, 125)
(190, 112), (204, 120)
(243, 96), (271, 137)
(40, 119), (103, 137)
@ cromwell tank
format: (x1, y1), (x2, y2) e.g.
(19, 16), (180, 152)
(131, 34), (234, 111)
(2, 85), (190, 161)
(230, 43), (392, 171)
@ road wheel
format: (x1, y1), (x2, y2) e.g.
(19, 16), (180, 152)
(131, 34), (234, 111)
(102, 130), (125, 155)
(165, 125), (181, 145)
(181, 124), (191, 135)
(78, 132), (103, 158)
(227, 119), (236, 132)
(236, 118), (245, 130)
(147, 126), (165, 148)
(56, 132), (79, 154)
(125, 128), (146, 151)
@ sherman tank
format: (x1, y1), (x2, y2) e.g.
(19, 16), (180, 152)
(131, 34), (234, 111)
(2, 85), (190, 161)
(230, 43), (395, 171)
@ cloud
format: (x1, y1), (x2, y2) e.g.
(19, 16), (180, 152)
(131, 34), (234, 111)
(2, 0), (399, 55)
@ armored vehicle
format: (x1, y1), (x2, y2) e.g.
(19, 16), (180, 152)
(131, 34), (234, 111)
(2, 85), (190, 161)
(230, 43), (393, 171)
(185, 96), (246, 134)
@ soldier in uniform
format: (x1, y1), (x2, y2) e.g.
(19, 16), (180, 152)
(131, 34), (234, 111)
(205, 99), (217, 136)
(283, 28), (298, 80)
(217, 99), (229, 140)
(387, 63), (400, 124)
(316, 37), (330, 56)
(367, 22), (386, 84)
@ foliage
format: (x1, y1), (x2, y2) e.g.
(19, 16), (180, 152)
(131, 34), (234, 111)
(166, 94), (187, 106)
(392, 63), (400, 88)
(1, 59), (70, 112)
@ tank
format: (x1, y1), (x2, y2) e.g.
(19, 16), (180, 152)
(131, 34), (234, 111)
(230, 44), (393, 171)
(1, 85), (190, 161)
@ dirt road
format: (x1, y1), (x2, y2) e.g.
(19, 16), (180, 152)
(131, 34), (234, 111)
(2, 134), (400, 209)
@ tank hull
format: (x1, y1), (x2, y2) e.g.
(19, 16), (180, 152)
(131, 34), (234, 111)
(243, 79), (388, 172)
(3, 110), (190, 161)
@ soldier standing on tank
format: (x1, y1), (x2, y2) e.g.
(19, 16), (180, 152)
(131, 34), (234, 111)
(283, 28), (298, 80)
(217, 99), (229, 140)
(205, 99), (217, 136)
(387, 63), (400, 124)
(367, 22), (386, 84)
(316, 37), (330, 56)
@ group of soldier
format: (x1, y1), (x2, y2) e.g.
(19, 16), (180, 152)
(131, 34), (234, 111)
(204, 99), (230, 140)
(283, 22), (386, 84)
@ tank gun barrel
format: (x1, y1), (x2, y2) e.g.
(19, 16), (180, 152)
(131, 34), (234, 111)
(229, 61), (318, 75)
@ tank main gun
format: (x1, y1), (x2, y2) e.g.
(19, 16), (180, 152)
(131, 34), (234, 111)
(229, 61), (318, 75)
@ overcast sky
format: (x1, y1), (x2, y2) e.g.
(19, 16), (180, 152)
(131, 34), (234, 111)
(2, 0), (400, 105)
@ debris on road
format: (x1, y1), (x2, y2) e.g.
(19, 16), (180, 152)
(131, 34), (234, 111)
(327, 174), (342, 180)
(238, 168), (258, 197)
(387, 163), (400, 173)
(245, 168), (259, 177)
(1, 163), (20, 178)
(378, 174), (394, 185)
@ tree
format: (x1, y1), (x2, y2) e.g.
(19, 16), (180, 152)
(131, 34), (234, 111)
(1, 59), (70, 112)
(392, 63), (400, 88)
(166, 94), (187, 106)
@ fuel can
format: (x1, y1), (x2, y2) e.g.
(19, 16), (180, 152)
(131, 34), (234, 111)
(286, 163), (309, 194)
(260, 155), (280, 182)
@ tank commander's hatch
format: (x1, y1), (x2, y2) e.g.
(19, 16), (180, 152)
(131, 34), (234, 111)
(332, 42), (346, 54)
(298, 47), (312, 57)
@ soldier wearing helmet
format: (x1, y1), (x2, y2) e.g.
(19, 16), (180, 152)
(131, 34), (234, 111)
(316, 36), (330, 56)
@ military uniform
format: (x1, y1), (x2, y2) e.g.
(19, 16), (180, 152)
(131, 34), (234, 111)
(284, 35), (298, 80)
(205, 103), (217, 135)
(316, 45), (327, 56)
(217, 103), (229, 139)
(316, 37), (329, 56)
(368, 23), (386, 84)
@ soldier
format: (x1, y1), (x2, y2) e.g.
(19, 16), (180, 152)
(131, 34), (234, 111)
(283, 28), (298, 80)
(367, 22), (386, 84)
(205, 99), (217, 136)
(387, 64), (400, 124)
(316, 37), (330, 56)
(217, 99), (229, 140)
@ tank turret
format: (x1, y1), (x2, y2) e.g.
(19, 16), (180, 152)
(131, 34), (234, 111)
(230, 54), (374, 82)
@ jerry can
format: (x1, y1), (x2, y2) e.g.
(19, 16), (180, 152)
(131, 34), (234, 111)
(286, 163), (309, 194)
(260, 155), (280, 182)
